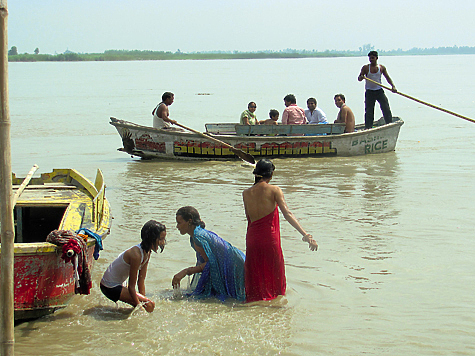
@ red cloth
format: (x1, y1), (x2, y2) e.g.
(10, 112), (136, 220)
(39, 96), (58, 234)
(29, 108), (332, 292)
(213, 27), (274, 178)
(61, 239), (81, 263)
(46, 230), (92, 295)
(245, 206), (286, 302)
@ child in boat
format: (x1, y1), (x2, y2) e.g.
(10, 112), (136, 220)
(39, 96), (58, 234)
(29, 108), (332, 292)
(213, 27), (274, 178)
(100, 220), (166, 312)
(260, 109), (279, 125)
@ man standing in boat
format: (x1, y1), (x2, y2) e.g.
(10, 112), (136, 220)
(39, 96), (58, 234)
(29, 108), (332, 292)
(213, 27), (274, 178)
(334, 94), (355, 133)
(152, 92), (178, 129)
(358, 51), (397, 129)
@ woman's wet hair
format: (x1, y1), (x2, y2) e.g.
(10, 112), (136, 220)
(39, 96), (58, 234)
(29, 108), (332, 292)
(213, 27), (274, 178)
(176, 206), (206, 229)
(253, 159), (275, 184)
(141, 220), (166, 253)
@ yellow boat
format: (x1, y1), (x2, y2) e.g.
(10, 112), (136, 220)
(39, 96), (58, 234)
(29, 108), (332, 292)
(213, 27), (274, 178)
(0, 168), (112, 320)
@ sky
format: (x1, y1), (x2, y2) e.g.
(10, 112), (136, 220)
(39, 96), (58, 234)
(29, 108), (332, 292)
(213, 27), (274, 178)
(7, 0), (475, 55)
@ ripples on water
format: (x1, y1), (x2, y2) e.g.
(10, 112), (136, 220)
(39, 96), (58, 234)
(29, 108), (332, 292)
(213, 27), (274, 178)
(10, 56), (475, 355)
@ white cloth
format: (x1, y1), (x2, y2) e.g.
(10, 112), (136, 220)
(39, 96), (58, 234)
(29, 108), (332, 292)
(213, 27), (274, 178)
(365, 65), (383, 91)
(152, 103), (171, 129)
(101, 244), (149, 288)
(305, 107), (328, 124)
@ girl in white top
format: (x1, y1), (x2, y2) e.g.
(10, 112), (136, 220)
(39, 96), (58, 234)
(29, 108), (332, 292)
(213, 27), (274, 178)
(100, 220), (166, 313)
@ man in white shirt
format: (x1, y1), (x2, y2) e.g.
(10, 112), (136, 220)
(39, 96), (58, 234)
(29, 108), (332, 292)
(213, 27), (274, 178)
(304, 97), (328, 124)
(357, 51), (397, 129)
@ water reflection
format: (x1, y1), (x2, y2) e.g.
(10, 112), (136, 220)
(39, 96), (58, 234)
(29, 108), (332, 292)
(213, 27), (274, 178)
(82, 306), (133, 321)
(269, 153), (402, 295)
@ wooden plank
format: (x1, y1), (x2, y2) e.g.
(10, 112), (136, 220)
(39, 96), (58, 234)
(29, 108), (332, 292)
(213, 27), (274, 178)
(235, 123), (347, 136)
(235, 124), (290, 135)
(205, 123), (237, 134)
(12, 185), (76, 190)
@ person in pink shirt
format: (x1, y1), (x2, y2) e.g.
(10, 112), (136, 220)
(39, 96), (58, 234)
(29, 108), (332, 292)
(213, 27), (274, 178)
(282, 94), (307, 125)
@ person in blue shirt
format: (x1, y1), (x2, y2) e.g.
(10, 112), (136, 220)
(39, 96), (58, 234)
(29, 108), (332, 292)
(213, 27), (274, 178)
(172, 206), (246, 302)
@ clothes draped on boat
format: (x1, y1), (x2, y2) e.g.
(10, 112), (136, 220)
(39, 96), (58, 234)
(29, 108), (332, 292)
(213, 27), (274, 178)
(77, 228), (103, 260)
(46, 229), (92, 295)
(245, 206), (286, 302)
(189, 226), (246, 302)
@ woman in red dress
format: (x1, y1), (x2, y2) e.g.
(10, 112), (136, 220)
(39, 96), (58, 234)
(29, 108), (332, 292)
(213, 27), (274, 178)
(242, 159), (318, 302)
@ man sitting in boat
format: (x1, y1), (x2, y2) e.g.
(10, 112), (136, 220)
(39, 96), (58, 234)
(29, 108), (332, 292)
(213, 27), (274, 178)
(282, 94), (306, 125)
(305, 97), (328, 124)
(152, 92), (180, 129)
(240, 102), (259, 125)
(334, 93), (355, 133)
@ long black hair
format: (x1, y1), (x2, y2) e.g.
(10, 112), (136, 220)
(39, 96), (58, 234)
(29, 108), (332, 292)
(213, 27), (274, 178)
(141, 220), (166, 253)
(176, 206), (206, 229)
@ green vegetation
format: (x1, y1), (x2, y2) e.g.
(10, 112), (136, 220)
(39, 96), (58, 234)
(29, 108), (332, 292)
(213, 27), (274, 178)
(8, 46), (475, 62)
(8, 46), (18, 56)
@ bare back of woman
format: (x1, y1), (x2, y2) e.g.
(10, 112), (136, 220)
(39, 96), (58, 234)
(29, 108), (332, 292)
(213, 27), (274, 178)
(242, 159), (318, 303)
(243, 181), (279, 223)
(242, 159), (317, 250)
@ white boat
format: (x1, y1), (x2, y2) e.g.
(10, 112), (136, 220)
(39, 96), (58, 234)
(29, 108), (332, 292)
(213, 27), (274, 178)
(110, 117), (403, 160)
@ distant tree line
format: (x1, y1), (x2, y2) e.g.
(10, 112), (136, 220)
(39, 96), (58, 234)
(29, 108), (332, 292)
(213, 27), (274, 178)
(7, 45), (475, 62)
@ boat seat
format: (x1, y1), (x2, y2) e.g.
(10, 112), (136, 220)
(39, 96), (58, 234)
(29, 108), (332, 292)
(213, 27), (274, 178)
(205, 123), (238, 135)
(235, 123), (346, 136)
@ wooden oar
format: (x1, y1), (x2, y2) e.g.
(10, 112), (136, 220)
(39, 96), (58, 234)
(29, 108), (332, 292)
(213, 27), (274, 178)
(364, 76), (475, 124)
(173, 122), (256, 165)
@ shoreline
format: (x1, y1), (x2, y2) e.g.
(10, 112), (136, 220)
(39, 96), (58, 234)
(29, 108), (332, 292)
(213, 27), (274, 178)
(8, 47), (475, 62)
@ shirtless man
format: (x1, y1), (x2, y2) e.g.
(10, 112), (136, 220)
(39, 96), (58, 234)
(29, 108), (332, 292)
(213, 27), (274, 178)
(334, 94), (355, 133)
(358, 51), (397, 129)
(152, 92), (178, 129)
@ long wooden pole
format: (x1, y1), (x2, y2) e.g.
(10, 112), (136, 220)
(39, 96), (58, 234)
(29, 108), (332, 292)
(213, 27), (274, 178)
(173, 122), (256, 165)
(364, 76), (475, 124)
(12, 164), (39, 206)
(0, 0), (15, 355)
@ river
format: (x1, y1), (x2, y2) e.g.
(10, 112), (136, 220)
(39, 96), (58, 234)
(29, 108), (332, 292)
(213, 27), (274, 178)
(8, 55), (475, 355)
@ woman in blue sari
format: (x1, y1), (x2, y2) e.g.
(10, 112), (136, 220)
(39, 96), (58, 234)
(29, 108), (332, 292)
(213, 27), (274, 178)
(172, 206), (246, 302)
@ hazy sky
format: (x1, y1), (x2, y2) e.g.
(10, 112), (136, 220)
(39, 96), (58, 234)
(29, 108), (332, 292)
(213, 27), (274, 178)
(7, 0), (475, 54)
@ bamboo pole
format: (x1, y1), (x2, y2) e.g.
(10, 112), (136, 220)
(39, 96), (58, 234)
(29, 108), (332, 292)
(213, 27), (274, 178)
(0, 0), (15, 355)
(364, 76), (475, 124)
(173, 122), (256, 164)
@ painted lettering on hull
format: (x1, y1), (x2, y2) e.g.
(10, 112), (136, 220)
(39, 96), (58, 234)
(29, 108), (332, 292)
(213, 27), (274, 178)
(364, 140), (388, 153)
(173, 140), (336, 158)
(351, 136), (390, 154)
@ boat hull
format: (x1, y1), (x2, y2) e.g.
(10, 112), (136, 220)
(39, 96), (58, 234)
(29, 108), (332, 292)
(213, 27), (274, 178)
(12, 243), (95, 320)
(0, 168), (112, 321)
(110, 117), (404, 160)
